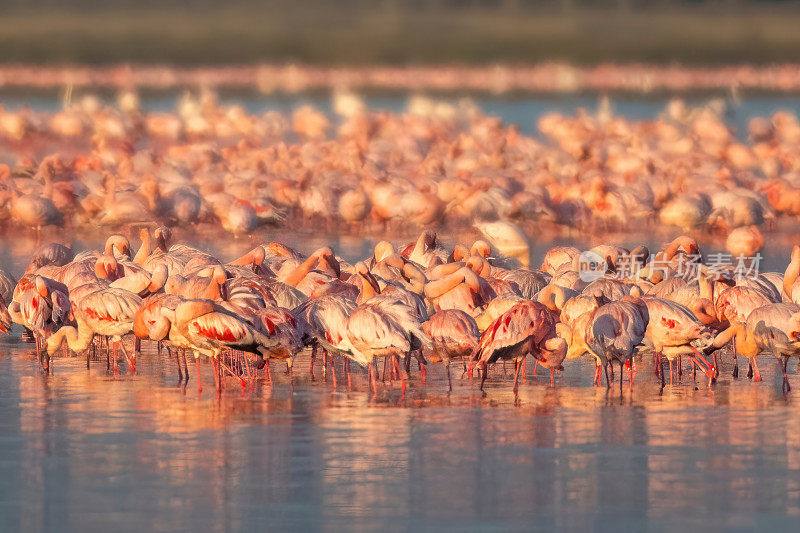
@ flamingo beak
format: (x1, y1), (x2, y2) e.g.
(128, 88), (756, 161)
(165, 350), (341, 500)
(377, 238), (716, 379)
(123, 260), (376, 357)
(690, 347), (716, 382)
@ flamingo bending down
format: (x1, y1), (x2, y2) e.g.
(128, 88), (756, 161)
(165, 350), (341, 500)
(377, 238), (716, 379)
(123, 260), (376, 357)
(712, 302), (800, 388)
(472, 300), (566, 392)
(423, 309), (479, 390)
(640, 297), (716, 386)
(346, 299), (431, 393)
(585, 297), (649, 390)
(46, 287), (141, 371)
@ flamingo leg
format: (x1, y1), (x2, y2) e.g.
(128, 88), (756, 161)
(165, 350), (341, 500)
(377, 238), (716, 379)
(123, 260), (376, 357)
(369, 355), (378, 395)
(212, 358), (221, 394)
(113, 342), (119, 374)
(169, 346), (182, 381)
(182, 349), (190, 382)
(778, 355), (791, 392)
(394, 356), (406, 395)
(479, 361), (488, 391)
(520, 356), (527, 384)
(309, 344), (316, 381)
(628, 357), (633, 387)
(752, 357), (762, 382)
(345, 359), (351, 390)
(603, 360), (610, 389)
(732, 343), (739, 379)
(382, 354), (388, 382)
(512, 359), (522, 393)
(594, 361), (602, 386)
(689, 347), (716, 386)
(195, 356), (202, 394)
(446, 362), (452, 391)
(322, 346), (328, 382)
(132, 338), (140, 371)
(416, 350), (427, 382)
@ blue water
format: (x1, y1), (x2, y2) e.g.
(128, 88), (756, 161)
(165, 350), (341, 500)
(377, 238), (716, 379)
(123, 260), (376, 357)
(4, 88), (800, 139)
(1, 341), (800, 532)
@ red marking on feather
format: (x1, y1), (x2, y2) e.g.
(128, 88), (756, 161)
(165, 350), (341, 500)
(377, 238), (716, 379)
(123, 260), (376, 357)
(661, 317), (676, 329)
(32, 298), (38, 309)
(193, 321), (237, 342)
(490, 318), (502, 337)
(85, 307), (115, 322)
(504, 314), (512, 327)
(263, 316), (276, 334)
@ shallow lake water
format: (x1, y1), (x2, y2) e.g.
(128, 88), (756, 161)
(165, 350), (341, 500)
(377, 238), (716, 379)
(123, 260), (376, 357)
(2, 90), (800, 530)
(2, 336), (800, 532)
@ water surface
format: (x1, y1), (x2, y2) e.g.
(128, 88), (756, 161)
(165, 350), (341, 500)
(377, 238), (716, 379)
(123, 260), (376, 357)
(1, 336), (800, 532)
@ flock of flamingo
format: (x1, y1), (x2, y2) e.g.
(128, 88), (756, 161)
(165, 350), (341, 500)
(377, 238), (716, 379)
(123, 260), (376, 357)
(3, 64), (800, 93)
(0, 91), (799, 244)
(3, 226), (800, 396)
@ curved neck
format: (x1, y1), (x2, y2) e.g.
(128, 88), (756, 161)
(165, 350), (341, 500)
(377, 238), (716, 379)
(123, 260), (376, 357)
(133, 231), (151, 265)
(358, 271), (381, 303)
(281, 253), (319, 287)
(698, 273), (714, 301)
(150, 315), (171, 341)
(784, 257), (800, 298)
(47, 326), (90, 354)
(148, 264), (168, 292)
(402, 263), (427, 295)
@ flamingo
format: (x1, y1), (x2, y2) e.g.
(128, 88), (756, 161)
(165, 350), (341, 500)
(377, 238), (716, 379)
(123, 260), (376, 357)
(157, 299), (285, 392)
(422, 309), (479, 390)
(711, 302), (800, 385)
(346, 298), (431, 393)
(46, 286), (141, 372)
(640, 297), (716, 386)
(472, 300), (566, 392)
(295, 293), (358, 383)
(584, 297), (649, 390)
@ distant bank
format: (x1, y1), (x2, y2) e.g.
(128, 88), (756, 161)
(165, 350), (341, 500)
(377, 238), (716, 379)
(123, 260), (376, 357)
(2, 6), (800, 65)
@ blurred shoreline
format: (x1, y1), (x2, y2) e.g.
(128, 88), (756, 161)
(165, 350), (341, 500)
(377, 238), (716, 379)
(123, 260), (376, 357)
(3, 63), (800, 93)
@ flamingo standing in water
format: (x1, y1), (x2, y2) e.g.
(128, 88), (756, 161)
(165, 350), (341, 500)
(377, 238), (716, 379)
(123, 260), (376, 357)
(46, 286), (141, 372)
(472, 300), (566, 392)
(585, 296), (649, 391)
(640, 297), (716, 386)
(295, 293), (358, 385)
(711, 302), (800, 388)
(423, 309), (479, 390)
(346, 298), (431, 393)
(170, 299), (284, 392)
